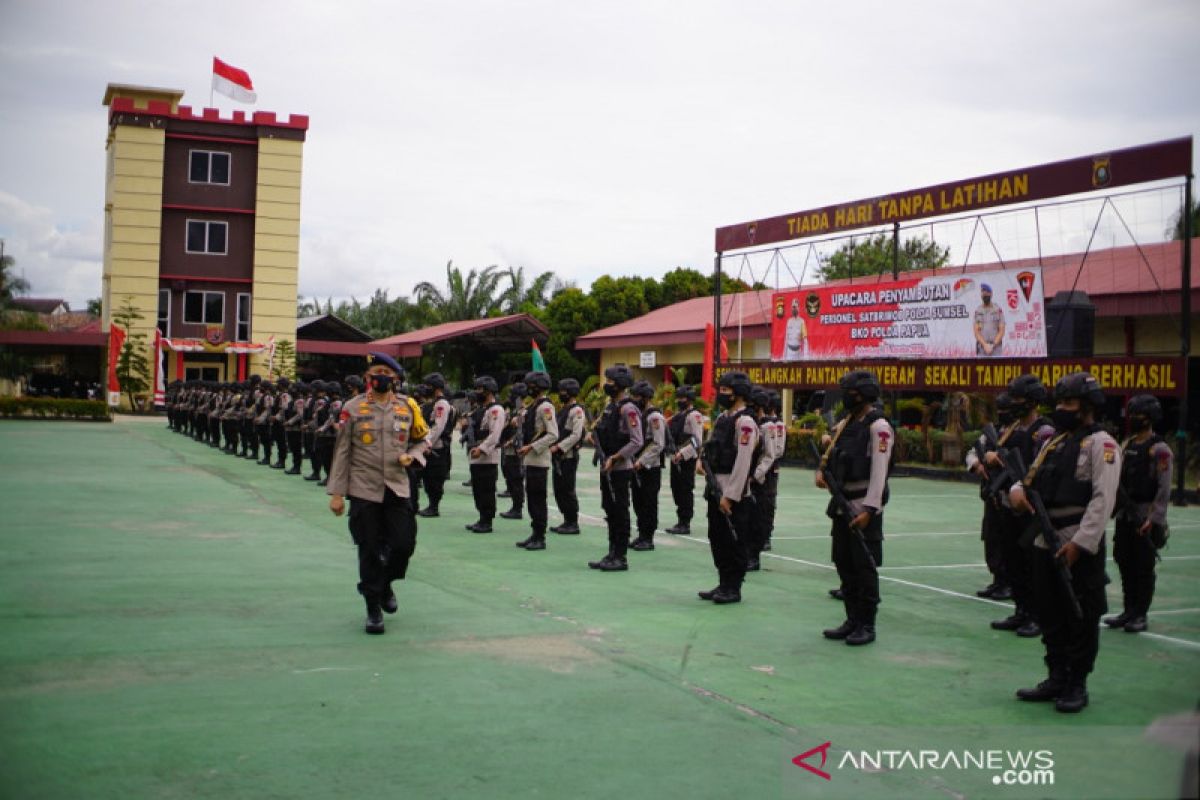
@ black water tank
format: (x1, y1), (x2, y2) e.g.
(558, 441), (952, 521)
(1044, 290), (1095, 357)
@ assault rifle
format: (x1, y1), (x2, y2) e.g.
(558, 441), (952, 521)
(1005, 447), (1084, 619)
(811, 440), (876, 569)
(698, 445), (737, 542)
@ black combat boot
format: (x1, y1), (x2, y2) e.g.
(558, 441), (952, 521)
(417, 505), (440, 518)
(671, 524), (691, 536)
(466, 520), (493, 533)
(381, 586), (398, 614)
(711, 587), (741, 604)
(517, 535), (546, 551)
(588, 550), (615, 569)
(1054, 682), (1089, 713)
(630, 537), (655, 551)
(364, 597), (385, 635)
(845, 625), (876, 646)
(828, 588), (844, 601)
(1123, 615), (1148, 633)
(304, 470), (321, 481)
(823, 620), (856, 640)
(1016, 668), (1068, 702)
(1103, 610), (1131, 629)
(991, 610), (1029, 631)
(499, 508), (522, 520)
(554, 522), (580, 535)
(697, 586), (721, 601)
(1015, 619), (1042, 638)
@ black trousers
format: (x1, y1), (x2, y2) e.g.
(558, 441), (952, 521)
(348, 488), (417, 605)
(408, 465), (423, 511)
(223, 419), (239, 451)
(501, 453), (524, 511)
(286, 430), (303, 470)
(761, 470), (779, 545)
(422, 447), (450, 509)
(631, 467), (662, 540)
(1113, 517), (1159, 616)
(256, 423), (273, 461)
(272, 422), (286, 462)
(241, 418), (256, 455)
(831, 514), (883, 626)
(998, 506), (1036, 618)
(313, 435), (335, 479)
(471, 463), (499, 523)
(980, 501), (1007, 587)
(208, 416), (221, 446)
(707, 495), (753, 591)
(552, 456), (579, 525)
(1032, 542), (1107, 684)
(525, 465), (549, 537)
(669, 458), (698, 526)
(303, 431), (316, 464)
(600, 469), (633, 558)
(748, 480), (772, 559)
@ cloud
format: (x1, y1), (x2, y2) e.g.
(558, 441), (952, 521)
(0, 190), (102, 308)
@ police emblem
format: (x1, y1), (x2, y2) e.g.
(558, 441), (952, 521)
(1092, 157), (1111, 188)
(361, 433), (374, 445)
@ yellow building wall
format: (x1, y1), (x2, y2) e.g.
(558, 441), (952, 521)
(597, 338), (771, 386)
(250, 138), (304, 376)
(1092, 315), (1198, 357)
(102, 124), (164, 407)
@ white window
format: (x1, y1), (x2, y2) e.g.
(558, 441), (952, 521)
(188, 150), (230, 185)
(186, 220), (228, 255)
(183, 291), (224, 325)
(158, 288), (171, 335)
(236, 293), (251, 342)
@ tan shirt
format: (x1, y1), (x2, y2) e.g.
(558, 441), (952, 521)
(712, 409), (759, 502)
(829, 413), (894, 515)
(522, 397), (560, 468)
(673, 408), (706, 461)
(556, 404), (586, 460)
(326, 392), (430, 502)
(470, 403), (506, 465)
(636, 408), (666, 470)
(428, 397), (454, 451)
(1016, 429), (1121, 554)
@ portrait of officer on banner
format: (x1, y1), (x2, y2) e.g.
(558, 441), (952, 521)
(973, 282), (1006, 357)
(783, 297), (809, 361)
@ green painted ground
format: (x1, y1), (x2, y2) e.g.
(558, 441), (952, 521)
(1, 418), (1197, 799)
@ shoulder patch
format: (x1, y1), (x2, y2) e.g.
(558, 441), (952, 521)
(339, 409), (350, 422)
(739, 429), (751, 446)
(877, 430), (892, 452)
(492, 409), (500, 417)
(627, 410), (640, 427)
(1157, 448), (1171, 471)
(436, 406), (444, 417)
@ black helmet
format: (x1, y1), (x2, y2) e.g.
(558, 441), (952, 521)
(423, 372), (447, 390)
(557, 378), (580, 396)
(474, 376), (499, 395)
(631, 380), (654, 399)
(312, 380), (327, 392)
(345, 375), (365, 392)
(1054, 371), (1105, 408)
(509, 382), (528, 399)
(1126, 394), (1162, 424)
(327, 381), (343, 396)
(276, 376), (291, 388)
(766, 389), (782, 414)
(749, 386), (770, 410)
(676, 385), (696, 402)
(995, 391), (1014, 412)
(718, 370), (753, 398)
(248, 374), (262, 386)
(838, 369), (880, 401)
(604, 364), (634, 388)
(1007, 374), (1048, 405)
(524, 371), (551, 391)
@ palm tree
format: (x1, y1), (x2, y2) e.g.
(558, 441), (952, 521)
(413, 261), (506, 322)
(1168, 198), (1199, 240)
(499, 266), (557, 314)
(0, 246), (31, 311)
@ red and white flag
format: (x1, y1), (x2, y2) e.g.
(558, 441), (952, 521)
(212, 57), (257, 104)
(152, 328), (166, 407)
(106, 324), (126, 407)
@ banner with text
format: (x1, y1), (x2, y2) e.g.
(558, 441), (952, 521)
(717, 357), (1185, 397)
(770, 267), (1046, 361)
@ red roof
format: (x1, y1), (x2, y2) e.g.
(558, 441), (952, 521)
(371, 313), (550, 358)
(576, 239), (1199, 349)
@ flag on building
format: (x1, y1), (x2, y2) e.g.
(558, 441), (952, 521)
(212, 57), (257, 104)
(106, 324), (126, 407)
(701, 323), (715, 404)
(531, 339), (547, 373)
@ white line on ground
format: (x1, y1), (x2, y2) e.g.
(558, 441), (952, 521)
(772, 531), (979, 540)
(1147, 608), (1200, 616)
(878, 563), (988, 571)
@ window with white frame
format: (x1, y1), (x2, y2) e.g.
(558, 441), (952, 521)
(186, 220), (228, 255)
(158, 288), (171, 335)
(183, 291), (224, 325)
(236, 293), (251, 342)
(188, 150), (230, 185)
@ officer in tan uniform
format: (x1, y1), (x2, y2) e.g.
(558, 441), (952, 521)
(666, 386), (706, 536)
(417, 373), (456, 518)
(630, 380), (666, 552)
(697, 371), (759, 604)
(1010, 371), (1119, 712)
(499, 383), (527, 520)
(818, 370), (893, 646)
(327, 353), (430, 635)
(1105, 394), (1173, 634)
(515, 371), (559, 551)
(550, 378), (587, 535)
(467, 376), (506, 533)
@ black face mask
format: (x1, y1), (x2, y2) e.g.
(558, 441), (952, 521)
(1129, 415), (1151, 432)
(369, 374), (394, 394)
(716, 393), (735, 410)
(1052, 408), (1081, 431)
(997, 411), (1014, 426)
(559, 392), (571, 403)
(843, 391), (865, 411)
(603, 383), (620, 397)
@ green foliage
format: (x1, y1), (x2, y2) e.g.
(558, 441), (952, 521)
(111, 297), (150, 411)
(533, 288), (600, 385)
(819, 233), (950, 282)
(86, 297), (103, 317)
(1168, 197), (1199, 240)
(0, 310), (47, 331)
(896, 427), (930, 463)
(0, 246), (31, 311)
(273, 338), (297, 381)
(0, 396), (111, 421)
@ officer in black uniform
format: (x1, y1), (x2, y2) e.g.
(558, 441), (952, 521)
(1105, 394), (1173, 633)
(966, 391), (1015, 599)
(418, 372), (457, 517)
(665, 386), (705, 536)
(630, 380), (666, 552)
(255, 381), (276, 465)
(302, 380), (323, 477)
(697, 370), (759, 604)
(283, 381), (308, 475)
(1010, 372), (1119, 713)
(818, 370), (893, 646)
(312, 381), (341, 484)
(588, 364), (642, 572)
(467, 376), (505, 533)
(988, 375), (1055, 638)
(550, 378), (587, 535)
(272, 377), (292, 469)
(516, 370), (558, 551)
(499, 383), (527, 519)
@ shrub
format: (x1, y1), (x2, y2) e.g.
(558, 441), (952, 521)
(0, 397), (112, 421)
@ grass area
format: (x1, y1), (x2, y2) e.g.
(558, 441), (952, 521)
(1, 418), (1198, 799)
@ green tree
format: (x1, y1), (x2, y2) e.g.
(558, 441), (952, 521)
(588, 275), (651, 328)
(1168, 197), (1199, 240)
(532, 287), (601, 384)
(0, 245), (31, 312)
(272, 338), (297, 381)
(499, 266), (558, 314)
(334, 289), (423, 339)
(818, 233), (950, 281)
(111, 296), (151, 411)
(86, 297), (103, 316)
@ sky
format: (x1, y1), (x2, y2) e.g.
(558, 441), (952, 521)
(1, 0), (1197, 311)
